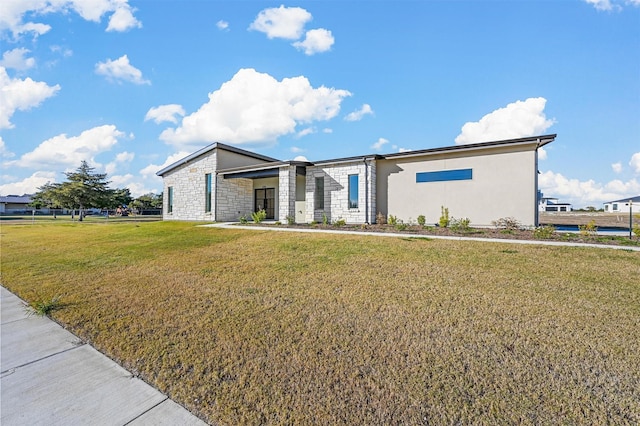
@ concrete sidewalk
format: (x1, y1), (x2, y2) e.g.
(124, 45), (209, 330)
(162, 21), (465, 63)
(1, 286), (207, 426)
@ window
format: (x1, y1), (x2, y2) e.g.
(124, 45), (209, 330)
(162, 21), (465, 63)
(613, 203), (619, 211)
(315, 177), (324, 210)
(416, 168), (473, 183)
(205, 173), (212, 213)
(167, 186), (173, 213)
(348, 174), (358, 209)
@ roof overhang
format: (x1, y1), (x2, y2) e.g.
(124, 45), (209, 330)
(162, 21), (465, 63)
(218, 162), (309, 180)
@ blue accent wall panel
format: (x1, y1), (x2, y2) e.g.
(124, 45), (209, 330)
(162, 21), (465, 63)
(416, 168), (472, 183)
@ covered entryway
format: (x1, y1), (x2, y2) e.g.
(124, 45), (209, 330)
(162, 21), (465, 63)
(255, 188), (275, 219)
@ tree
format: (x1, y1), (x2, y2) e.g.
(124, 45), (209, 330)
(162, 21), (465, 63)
(131, 192), (163, 211)
(33, 161), (114, 220)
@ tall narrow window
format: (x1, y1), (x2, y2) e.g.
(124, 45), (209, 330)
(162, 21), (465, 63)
(205, 173), (212, 213)
(348, 174), (358, 209)
(167, 186), (174, 213)
(315, 176), (324, 210)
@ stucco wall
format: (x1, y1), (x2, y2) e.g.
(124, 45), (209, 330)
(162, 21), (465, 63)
(377, 147), (538, 227)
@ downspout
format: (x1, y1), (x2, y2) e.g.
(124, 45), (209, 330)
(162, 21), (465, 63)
(534, 138), (540, 227)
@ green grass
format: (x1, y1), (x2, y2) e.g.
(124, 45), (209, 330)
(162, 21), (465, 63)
(1, 221), (639, 424)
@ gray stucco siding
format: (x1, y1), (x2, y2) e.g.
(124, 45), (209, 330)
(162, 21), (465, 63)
(378, 148), (537, 227)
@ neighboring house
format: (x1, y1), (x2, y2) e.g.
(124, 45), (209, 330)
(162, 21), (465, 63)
(603, 196), (640, 213)
(0, 195), (33, 214)
(157, 134), (556, 227)
(538, 196), (572, 212)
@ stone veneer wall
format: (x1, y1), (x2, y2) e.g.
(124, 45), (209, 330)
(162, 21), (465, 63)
(163, 151), (217, 221)
(216, 177), (253, 221)
(278, 166), (296, 222)
(305, 160), (376, 224)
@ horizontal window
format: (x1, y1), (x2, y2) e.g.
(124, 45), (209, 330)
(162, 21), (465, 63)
(416, 168), (472, 183)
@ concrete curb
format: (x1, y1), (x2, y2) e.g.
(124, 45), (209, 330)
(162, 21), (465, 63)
(203, 222), (640, 252)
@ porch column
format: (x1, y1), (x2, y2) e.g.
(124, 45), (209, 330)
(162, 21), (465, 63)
(278, 165), (296, 221)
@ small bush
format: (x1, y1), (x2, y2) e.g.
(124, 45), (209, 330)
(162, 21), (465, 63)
(388, 215), (398, 226)
(417, 215), (426, 227)
(395, 222), (408, 231)
(492, 217), (521, 230)
(274, 221), (282, 226)
(534, 225), (556, 239)
(322, 212), (329, 225)
(450, 217), (471, 232)
(439, 206), (450, 228)
(239, 214), (248, 224)
(334, 218), (346, 227)
(286, 215), (295, 225)
(251, 209), (267, 223)
(579, 220), (598, 236)
(376, 212), (387, 225)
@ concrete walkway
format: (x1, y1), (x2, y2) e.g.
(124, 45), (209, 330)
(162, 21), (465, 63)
(1, 286), (208, 426)
(205, 222), (640, 252)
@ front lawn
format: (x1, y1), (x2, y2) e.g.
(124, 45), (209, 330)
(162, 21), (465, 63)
(2, 221), (639, 424)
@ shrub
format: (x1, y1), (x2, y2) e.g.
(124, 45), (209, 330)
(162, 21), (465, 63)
(439, 206), (450, 228)
(492, 217), (521, 230)
(322, 212), (329, 225)
(388, 215), (398, 226)
(251, 209), (267, 223)
(417, 215), (426, 227)
(376, 212), (387, 225)
(450, 217), (471, 232)
(286, 215), (295, 225)
(533, 225), (556, 239)
(578, 220), (598, 236)
(239, 214), (248, 224)
(274, 221), (282, 226)
(395, 222), (408, 231)
(334, 218), (346, 227)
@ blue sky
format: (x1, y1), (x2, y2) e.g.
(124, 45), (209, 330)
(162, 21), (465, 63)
(1, 0), (639, 208)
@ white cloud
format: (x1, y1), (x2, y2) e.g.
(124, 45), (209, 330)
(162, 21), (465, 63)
(0, 171), (57, 196)
(105, 151), (134, 175)
(138, 151), (191, 193)
(585, 0), (618, 10)
(145, 104), (185, 124)
(296, 127), (315, 138)
(106, 3), (142, 32)
(0, 137), (15, 158)
(455, 97), (555, 145)
(630, 152), (640, 173)
(322, 128), (333, 134)
(216, 20), (229, 31)
(539, 170), (640, 208)
(292, 28), (334, 55)
(0, 0), (141, 38)
(160, 68), (351, 149)
(370, 137), (389, 151)
(345, 104), (374, 122)
(109, 173), (155, 196)
(612, 162), (623, 174)
(95, 54), (150, 85)
(290, 146), (304, 153)
(0, 48), (35, 70)
(249, 5), (311, 40)
(0, 66), (60, 129)
(8, 124), (124, 169)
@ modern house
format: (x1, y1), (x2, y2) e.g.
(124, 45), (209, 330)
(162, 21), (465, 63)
(538, 195), (572, 212)
(157, 134), (556, 227)
(603, 196), (640, 214)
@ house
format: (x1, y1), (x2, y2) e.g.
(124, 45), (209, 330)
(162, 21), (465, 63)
(157, 134), (556, 227)
(0, 195), (33, 214)
(603, 196), (640, 214)
(538, 195), (572, 212)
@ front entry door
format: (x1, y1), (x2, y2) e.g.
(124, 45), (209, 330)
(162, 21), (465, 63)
(255, 188), (275, 219)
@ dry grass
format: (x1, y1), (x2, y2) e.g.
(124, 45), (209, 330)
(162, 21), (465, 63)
(2, 221), (639, 425)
